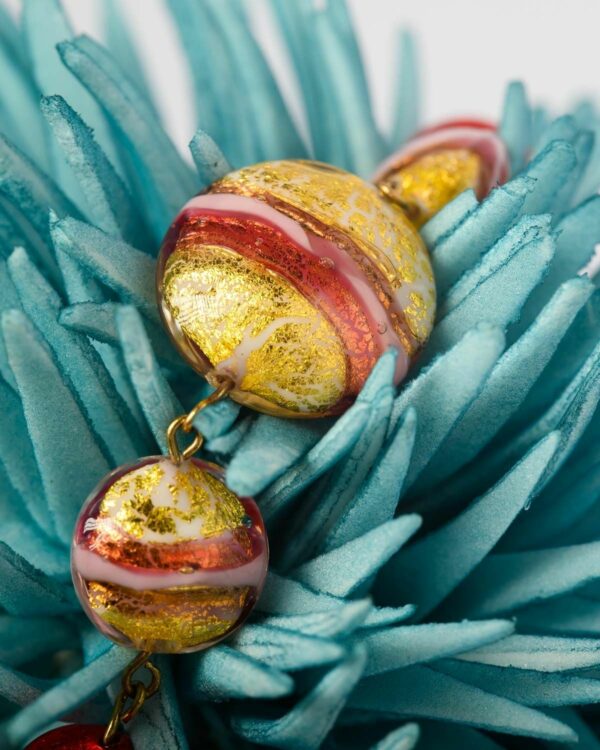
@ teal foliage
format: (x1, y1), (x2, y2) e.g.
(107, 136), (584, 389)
(0, 1), (598, 748)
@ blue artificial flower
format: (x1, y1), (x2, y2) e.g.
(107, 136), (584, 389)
(0, 1), (598, 748)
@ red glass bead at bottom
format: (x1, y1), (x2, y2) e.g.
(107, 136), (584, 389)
(25, 723), (133, 749)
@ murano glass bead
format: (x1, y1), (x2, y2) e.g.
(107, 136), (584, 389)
(71, 457), (268, 654)
(157, 159), (436, 418)
(373, 119), (510, 226)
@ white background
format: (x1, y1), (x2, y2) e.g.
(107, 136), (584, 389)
(4, 0), (600, 154)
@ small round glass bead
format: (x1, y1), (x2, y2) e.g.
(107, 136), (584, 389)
(71, 457), (268, 654)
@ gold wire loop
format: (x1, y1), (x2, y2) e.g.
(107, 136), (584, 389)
(182, 380), (233, 431)
(103, 651), (161, 747)
(167, 415), (204, 464)
(166, 380), (234, 464)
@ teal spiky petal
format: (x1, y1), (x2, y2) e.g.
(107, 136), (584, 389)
(0, 1), (598, 748)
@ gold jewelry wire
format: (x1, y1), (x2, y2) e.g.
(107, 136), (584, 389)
(103, 651), (161, 747)
(167, 380), (233, 464)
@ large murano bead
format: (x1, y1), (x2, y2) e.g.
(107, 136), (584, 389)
(157, 159), (436, 418)
(71, 457), (268, 654)
(373, 119), (510, 227)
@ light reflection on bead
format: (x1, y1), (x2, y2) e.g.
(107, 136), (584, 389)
(157, 159), (436, 418)
(71, 457), (268, 654)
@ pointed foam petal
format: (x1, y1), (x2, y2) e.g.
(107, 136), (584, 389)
(312, 8), (384, 176)
(51, 216), (157, 319)
(555, 130), (595, 214)
(261, 599), (371, 639)
(327, 0), (381, 149)
(445, 540), (600, 619)
(102, 0), (156, 114)
(116, 306), (181, 453)
(418, 277), (594, 489)
(0, 261), (20, 387)
(270, 0), (346, 165)
(233, 646), (367, 750)
(59, 301), (183, 371)
(0, 645), (133, 749)
(483, 338), (600, 494)
(54, 238), (105, 304)
(438, 659), (600, 708)
(550, 195), (600, 287)
(349, 666), (576, 743)
(420, 189), (478, 250)
(499, 81), (532, 173)
(190, 392), (240, 443)
(514, 195), (600, 337)
(390, 30), (419, 148)
(278, 351), (396, 568)
(435, 333), (600, 509)
(516, 595), (600, 637)
(0, 542), (75, 617)
(206, 2), (306, 163)
(0, 26), (48, 171)
(188, 645), (293, 701)
(58, 36), (197, 239)
(534, 115), (578, 154)
(517, 287), (600, 428)
(206, 415), (253, 457)
(0, 377), (47, 533)
(362, 605), (416, 629)
(232, 624), (345, 671)
(439, 214), (552, 318)
(293, 515), (421, 598)
(391, 324), (505, 488)
(370, 723), (420, 750)
(362, 619), (514, 676)
(257, 572), (348, 616)
(507, 448), (600, 551)
(22, 0), (118, 175)
(165, 0), (240, 162)
(189, 129), (231, 187)
(227, 416), (326, 496)
(2, 308), (110, 543)
(431, 175), (532, 295)
(40, 95), (152, 249)
(258, 401), (370, 523)
(324, 408), (417, 549)
(0, 468), (68, 579)
(551, 707), (600, 749)
(0, 133), (76, 274)
(427, 223), (554, 361)
(0, 198), (60, 288)
(377, 431), (560, 617)
(8, 247), (141, 465)
(0, 4), (23, 61)
(519, 140), (577, 216)
(458, 634), (600, 672)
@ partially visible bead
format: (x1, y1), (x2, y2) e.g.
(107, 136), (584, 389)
(71, 457), (268, 654)
(374, 119), (510, 226)
(25, 724), (133, 749)
(157, 159), (436, 418)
